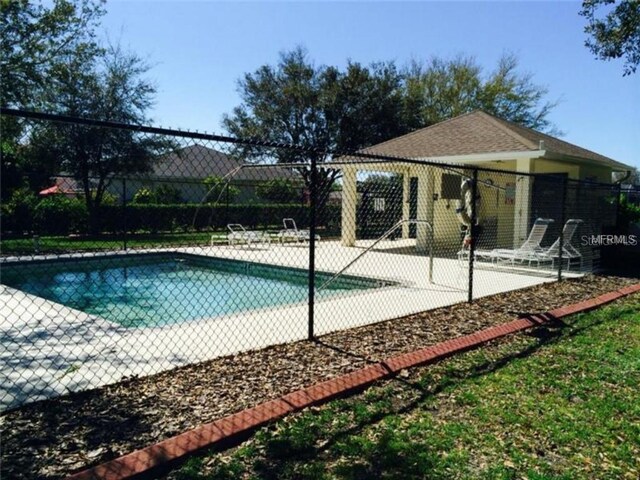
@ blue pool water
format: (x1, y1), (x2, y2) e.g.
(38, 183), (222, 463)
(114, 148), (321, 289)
(1, 253), (383, 328)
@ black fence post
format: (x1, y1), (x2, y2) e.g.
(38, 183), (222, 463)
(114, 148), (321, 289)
(558, 177), (567, 281)
(308, 159), (318, 340)
(122, 178), (128, 251)
(225, 183), (230, 229)
(615, 183), (622, 231)
(468, 168), (478, 303)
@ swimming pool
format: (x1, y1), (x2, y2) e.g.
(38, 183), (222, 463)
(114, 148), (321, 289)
(1, 253), (387, 328)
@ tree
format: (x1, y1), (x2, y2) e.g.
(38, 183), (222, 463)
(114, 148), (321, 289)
(28, 44), (171, 233)
(155, 184), (183, 204)
(324, 61), (407, 153)
(0, 116), (28, 201)
(402, 55), (482, 130)
(222, 47), (407, 206)
(223, 49), (559, 206)
(132, 185), (183, 204)
(0, 0), (105, 108)
(479, 54), (558, 133)
(256, 179), (301, 203)
(203, 176), (240, 203)
(580, 0), (640, 76)
(403, 53), (558, 133)
(1, 0), (105, 200)
(131, 187), (156, 204)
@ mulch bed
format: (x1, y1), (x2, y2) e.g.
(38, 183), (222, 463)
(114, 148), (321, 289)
(1, 274), (636, 479)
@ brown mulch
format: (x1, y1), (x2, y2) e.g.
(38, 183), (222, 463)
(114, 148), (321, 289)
(1, 275), (637, 480)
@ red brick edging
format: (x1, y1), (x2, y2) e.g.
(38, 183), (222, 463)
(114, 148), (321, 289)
(67, 284), (640, 480)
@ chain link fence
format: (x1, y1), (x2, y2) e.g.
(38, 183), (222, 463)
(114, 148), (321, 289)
(0, 109), (621, 411)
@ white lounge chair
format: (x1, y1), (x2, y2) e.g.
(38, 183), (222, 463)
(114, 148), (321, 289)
(473, 218), (554, 267)
(539, 219), (583, 270)
(277, 218), (320, 244)
(225, 224), (271, 248)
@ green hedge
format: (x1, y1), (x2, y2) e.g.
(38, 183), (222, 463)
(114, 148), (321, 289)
(1, 188), (38, 234)
(2, 200), (341, 236)
(34, 197), (89, 235)
(102, 204), (313, 233)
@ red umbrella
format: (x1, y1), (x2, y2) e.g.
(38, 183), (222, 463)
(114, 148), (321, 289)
(38, 185), (61, 196)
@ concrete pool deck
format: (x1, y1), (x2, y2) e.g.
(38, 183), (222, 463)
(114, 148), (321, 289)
(0, 239), (573, 410)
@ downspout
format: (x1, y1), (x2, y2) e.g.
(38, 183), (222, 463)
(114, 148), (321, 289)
(614, 170), (632, 185)
(613, 170), (631, 233)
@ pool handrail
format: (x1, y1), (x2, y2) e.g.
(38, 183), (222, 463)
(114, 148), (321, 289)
(318, 219), (433, 291)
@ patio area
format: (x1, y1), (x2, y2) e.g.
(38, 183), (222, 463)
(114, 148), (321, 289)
(0, 239), (570, 410)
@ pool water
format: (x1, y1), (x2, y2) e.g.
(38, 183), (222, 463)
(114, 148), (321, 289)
(1, 253), (383, 328)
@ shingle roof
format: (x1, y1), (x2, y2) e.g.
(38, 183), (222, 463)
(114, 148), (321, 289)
(152, 145), (298, 181)
(360, 111), (627, 169)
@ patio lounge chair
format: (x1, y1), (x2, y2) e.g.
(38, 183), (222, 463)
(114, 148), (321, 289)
(277, 218), (320, 244)
(225, 224), (271, 247)
(539, 219), (583, 270)
(472, 218), (554, 266)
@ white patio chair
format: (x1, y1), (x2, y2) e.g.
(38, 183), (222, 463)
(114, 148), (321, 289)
(473, 218), (554, 267)
(539, 219), (583, 270)
(225, 224), (271, 248)
(277, 218), (320, 244)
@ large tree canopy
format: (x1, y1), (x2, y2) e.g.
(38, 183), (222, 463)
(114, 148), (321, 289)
(402, 53), (558, 133)
(223, 48), (559, 201)
(21, 44), (171, 232)
(0, 0), (105, 108)
(224, 48), (407, 155)
(223, 48), (408, 204)
(580, 0), (640, 76)
(1, 2), (171, 232)
(1, 0), (106, 201)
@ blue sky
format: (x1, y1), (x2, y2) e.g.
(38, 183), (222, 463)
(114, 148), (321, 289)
(102, 1), (640, 169)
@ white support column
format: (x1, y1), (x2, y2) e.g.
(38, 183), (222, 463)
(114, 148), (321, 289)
(514, 158), (533, 246)
(341, 168), (357, 247)
(402, 171), (411, 239)
(416, 167), (434, 253)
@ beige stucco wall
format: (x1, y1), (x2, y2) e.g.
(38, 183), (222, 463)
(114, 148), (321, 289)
(531, 159), (580, 179)
(432, 167), (461, 249)
(578, 164), (613, 183)
(530, 158), (613, 183)
(412, 161), (522, 252)
(341, 156), (617, 253)
(406, 161), (524, 252)
(476, 161), (516, 248)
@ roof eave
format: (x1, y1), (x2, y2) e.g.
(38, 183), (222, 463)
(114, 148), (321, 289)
(413, 150), (546, 164)
(541, 151), (632, 172)
(331, 150), (545, 171)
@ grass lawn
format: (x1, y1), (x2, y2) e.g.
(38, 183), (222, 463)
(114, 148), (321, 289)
(170, 295), (640, 480)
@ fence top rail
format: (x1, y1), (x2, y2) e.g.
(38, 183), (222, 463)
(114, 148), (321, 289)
(1, 107), (621, 185)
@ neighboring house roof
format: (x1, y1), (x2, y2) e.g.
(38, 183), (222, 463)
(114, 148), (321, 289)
(358, 111), (630, 171)
(151, 145), (300, 182)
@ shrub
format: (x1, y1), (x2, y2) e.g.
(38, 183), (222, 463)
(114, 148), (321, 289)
(618, 194), (640, 230)
(33, 196), (88, 235)
(105, 203), (339, 233)
(99, 190), (120, 206)
(132, 187), (156, 204)
(131, 185), (183, 204)
(2, 198), (341, 236)
(155, 184), (183, 204)
(203, 176), (240, 203)
(1, 188), (38, 234)
(256, 179), (302, 203)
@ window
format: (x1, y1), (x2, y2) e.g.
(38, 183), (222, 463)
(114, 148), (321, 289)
(441, 174), (461, 200)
